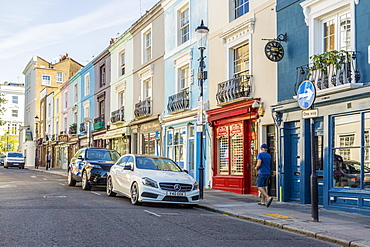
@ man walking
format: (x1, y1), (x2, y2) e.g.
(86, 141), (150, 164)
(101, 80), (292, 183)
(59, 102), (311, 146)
(46, 153), (51, 170)
(256, 144), (273, 207)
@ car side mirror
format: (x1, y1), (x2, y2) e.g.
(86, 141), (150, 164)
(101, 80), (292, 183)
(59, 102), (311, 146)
(77, 155), (84, 161)
(124, 165), (133, 170)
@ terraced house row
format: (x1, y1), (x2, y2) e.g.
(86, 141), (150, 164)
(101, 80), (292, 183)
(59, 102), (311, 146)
(19, 0), (370, 215)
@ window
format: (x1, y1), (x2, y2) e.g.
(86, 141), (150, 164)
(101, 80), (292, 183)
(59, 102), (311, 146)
(234, 43), (250, 76)
(100, 65), (106, 87)
(56, 98), (59, 114)
(118, 91), (125, 107)
(143, 78), (152, 99)
(42, 75), (51, 86)
(233, 0), (249, 19)
(11, 123), (17, 135)
(57, 72), (63, 82)
(167, 128), (186, 168)
(179, 66), (189, 90)
(323, 12), (351, 52)
(12, 110), (18, 117)
(84, 105), (90, 119)
(12, 96), (18, 104)
(144, 132), (156, 155)
(84, 73), (90, 96)
(179, 8), (189, 44)
(120, 52), (126, 76)
(74, 84), (78, 103)
(64, 92), (68, 109)
(144, 31), (152, 62)
(99, 100), (105, 117)
(333, 113), (370, 189)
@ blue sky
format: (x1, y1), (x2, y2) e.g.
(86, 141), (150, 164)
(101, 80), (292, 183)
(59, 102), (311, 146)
(0, 0), (159, 83)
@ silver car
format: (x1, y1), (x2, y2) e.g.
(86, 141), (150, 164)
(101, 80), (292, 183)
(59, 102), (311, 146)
(4, 152), (25, 169)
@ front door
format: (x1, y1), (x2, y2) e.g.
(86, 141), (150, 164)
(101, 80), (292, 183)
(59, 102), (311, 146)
(188, 139), (195, 178)
(285, 123), (301, 202)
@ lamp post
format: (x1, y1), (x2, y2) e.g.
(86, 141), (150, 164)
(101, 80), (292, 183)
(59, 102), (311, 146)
(35, 116), (39, 169)
(195, 20), (209, 199)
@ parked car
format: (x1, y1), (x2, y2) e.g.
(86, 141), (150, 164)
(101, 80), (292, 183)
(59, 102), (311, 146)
(4, 152), (25, 169)
(67, 148), (120, 190)
(0, 154), (5, 166)
(107, 154), (199, 205)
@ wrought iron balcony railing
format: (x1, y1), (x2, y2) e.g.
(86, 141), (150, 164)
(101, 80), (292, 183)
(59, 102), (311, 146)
(111, 107), (125, 124)
(167, 88), (190, 113)
(216, 74), (251, 106)
(80, 123), (86, 133)
(297, 51), (360, 91)
(93, 116), (105, 130)
(134, 99), (151, 118)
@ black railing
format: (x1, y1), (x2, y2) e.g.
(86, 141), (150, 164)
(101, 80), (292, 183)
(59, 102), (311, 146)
(216, 74), (251, 106)
(111, 107), (125, 123)
(134, 99), (151, 118)
(94, 116), (105, 130)
(296, 51), (360, 91)
(80, 123), (86, 132)
(167, 88), (190, 113)
(69, 124), (77, 134)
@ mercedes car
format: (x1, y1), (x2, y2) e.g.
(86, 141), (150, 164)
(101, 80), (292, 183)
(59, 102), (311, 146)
(106, 154), (199, 205)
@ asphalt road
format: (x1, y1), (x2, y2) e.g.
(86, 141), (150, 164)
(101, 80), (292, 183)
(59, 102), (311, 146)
(0, 168), (339, 247)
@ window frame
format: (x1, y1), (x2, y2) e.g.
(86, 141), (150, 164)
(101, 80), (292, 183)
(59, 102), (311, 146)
(12, 96), (18, 104)
(42, 75), (51, 86)
(179, 6), (190, 45)
(120, 51), (126, 76)
(233, 0), (250, 20)
(56, 72), (63, 83)
(84, 73), (90, 96)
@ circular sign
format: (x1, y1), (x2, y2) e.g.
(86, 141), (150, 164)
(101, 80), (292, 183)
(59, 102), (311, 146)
(297, 80), (316, 110)
(264, 41), (284, 62)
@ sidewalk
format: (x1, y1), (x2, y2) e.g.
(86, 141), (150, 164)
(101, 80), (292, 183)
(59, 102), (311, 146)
(29, 167), (370, 247)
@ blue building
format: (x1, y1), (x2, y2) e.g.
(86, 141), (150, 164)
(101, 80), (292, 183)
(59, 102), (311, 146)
(275, 0), (370, 215)
(161, 0), (208, 182)
(78, 61), (95, 148)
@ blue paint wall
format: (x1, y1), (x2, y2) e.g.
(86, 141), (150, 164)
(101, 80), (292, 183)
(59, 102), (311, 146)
(277, 0), (308, 102)
(79, 62), (95, 133)
(356, 1), (370, 84)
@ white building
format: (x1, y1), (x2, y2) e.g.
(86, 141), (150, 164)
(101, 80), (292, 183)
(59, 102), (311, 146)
(0, 81), (25, 152)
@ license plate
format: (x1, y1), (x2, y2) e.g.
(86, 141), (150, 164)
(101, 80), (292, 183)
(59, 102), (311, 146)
(14, 163), (18, 166)
(166, 191), (186, 196)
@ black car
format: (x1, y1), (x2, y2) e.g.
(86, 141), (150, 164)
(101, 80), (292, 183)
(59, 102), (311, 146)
(67, 148), (120, 190)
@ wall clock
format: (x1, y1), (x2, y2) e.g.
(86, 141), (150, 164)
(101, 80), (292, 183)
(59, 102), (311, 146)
(264, 41), (284, 62)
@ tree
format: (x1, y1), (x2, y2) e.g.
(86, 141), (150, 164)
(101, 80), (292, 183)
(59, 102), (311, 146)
(0, 133), (18, 154)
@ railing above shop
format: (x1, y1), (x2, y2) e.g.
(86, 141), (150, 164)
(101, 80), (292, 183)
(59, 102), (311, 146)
(167, 88), (190, 114)
(216, 74), (252, 106)
(134, 99), (151, 118)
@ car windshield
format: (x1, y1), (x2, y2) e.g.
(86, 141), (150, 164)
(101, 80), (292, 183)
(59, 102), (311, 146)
(8, 153), (23, 158)
(85, 150), (120, 162)
(136, 157), (182, 172)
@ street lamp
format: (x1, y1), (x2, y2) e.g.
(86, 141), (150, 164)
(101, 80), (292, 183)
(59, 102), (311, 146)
(34, 116), (39, 169)
(195, 20), (209, 199)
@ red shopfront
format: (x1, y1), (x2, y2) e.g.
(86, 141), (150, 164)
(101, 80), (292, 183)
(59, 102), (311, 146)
(207, 100), (259, 195)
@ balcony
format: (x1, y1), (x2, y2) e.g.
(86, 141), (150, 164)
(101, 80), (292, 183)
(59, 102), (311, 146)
(298, 51), (361, 92)
(69, 124), (77, 135)
(111, 107), (125, 124)
(93, 116), (105, 130)
(134, 99), (151, 118)
(167, 88), (190, 114)
(80, 123), (86, 133)
(216, 74), (251, 106)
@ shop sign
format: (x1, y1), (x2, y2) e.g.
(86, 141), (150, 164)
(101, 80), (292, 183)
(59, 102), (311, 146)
(230, 123), (243, 136)
(216, 126), (228, 139)
(59, 135), (68, 142)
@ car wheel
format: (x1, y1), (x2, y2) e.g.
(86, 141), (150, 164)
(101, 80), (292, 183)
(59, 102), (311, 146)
(67, 170), (76, 186)
(130, 182), (141, 205)
(19, 166), (21, 169)
(4, 166), (8, 169)
(106, 177), (117, 197)
(81, 171), (91, 190)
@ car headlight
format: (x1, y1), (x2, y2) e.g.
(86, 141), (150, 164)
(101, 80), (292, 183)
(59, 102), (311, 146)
(86, 163), (102, 169)
(193, 181), (199, 190)
(142, 177), (158, 188)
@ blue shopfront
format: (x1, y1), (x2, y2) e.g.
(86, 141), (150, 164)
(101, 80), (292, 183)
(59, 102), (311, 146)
(274, 86), (370, 215)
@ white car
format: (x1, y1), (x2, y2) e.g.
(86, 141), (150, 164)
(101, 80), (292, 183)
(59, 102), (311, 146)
(107, 154), (199, 205)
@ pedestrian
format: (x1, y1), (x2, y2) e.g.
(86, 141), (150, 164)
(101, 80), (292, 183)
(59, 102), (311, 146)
(46, 153), (51, 170)
(256, 143), (273, 207)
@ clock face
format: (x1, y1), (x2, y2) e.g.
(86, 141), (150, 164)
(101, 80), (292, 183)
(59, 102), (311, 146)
(264, 41), (284, 62)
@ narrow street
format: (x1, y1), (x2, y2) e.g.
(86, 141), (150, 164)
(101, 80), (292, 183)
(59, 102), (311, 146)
(0, 168), (338, 247)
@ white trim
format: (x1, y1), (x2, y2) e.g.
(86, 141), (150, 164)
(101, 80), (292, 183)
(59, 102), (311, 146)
(175, 1), (190, 46)
(141, 24), (153, 64)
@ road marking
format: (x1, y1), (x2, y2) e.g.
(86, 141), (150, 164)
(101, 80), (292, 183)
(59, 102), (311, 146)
(43, 195), (67, 198)
(144, 210), (161, 217)
(0, 185), (17, 188)
(43, 178), (48, 180)
(91, 192), (101, 196)
(161, 213), (179, 215)
(31, 176), (37, 178)
(59, 183), (66, 186)
(265, 213), (296, 219)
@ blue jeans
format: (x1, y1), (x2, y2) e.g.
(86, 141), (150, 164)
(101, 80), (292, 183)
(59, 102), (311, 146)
(257, 174), (270, 187)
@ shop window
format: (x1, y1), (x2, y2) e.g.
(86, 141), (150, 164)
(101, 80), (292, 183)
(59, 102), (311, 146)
(216, 123), (244, 175)
(144, 132), (156, 155)
(167, 127), (186, 168)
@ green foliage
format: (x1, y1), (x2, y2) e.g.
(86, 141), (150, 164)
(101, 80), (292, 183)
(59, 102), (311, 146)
(0, 134), (18, 153)
(0, 94), (7, 126)
(310, 50), (349, 73)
